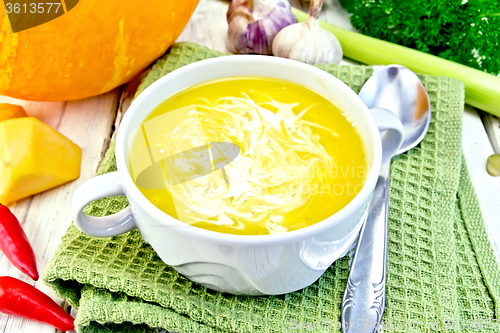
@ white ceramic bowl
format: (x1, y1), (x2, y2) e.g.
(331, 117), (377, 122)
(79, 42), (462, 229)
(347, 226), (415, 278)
(71, 56), (403, 295)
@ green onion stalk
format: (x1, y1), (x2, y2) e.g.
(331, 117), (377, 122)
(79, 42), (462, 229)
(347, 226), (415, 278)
(292, 8), (500, 117)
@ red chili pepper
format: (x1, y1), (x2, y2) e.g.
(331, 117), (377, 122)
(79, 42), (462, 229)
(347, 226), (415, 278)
(0, 204), (38, 280)
(0, 276), (75, 331)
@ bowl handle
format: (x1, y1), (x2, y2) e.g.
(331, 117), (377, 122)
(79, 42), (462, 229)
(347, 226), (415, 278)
(370, 107), (404, 163)
(71, 171), (137, 237)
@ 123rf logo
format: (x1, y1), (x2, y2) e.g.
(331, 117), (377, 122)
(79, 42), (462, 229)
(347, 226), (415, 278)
(2, 0), (78, 32)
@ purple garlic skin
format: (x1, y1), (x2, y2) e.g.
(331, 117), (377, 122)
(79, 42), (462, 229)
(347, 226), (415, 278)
(227, 0), (298, 55)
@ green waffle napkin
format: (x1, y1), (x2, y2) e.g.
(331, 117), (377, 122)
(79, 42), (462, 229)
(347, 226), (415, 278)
(43, 42), (500, 333)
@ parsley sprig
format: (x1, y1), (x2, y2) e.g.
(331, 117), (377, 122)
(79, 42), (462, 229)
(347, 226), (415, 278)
(339, 0), (500, 75)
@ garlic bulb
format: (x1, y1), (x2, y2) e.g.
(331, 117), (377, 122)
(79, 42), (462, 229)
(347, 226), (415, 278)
(227, 0), (298, 55)
(272, 0), (343, 64)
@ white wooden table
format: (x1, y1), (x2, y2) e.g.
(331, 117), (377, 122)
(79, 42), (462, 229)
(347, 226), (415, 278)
(1, 1), (499, 332)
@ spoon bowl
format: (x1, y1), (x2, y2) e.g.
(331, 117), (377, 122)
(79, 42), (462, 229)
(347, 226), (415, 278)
(359, 65), (431, 154)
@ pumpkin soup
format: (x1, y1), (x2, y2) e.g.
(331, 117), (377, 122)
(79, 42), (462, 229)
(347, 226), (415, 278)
(129, 77), (367, 235)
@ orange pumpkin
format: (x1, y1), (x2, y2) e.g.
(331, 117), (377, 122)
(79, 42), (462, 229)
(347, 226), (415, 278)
(0, 0), (199, 101)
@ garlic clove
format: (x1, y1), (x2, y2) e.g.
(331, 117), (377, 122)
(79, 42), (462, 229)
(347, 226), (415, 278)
(272, 0), (343, 64)
(272, 20), (310, 60)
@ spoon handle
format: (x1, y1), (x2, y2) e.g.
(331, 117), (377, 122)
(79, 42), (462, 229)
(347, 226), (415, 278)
(341, 161), (390, 333)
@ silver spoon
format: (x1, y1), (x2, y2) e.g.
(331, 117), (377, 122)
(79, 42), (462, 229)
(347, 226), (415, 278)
(341, 65), (431, 333)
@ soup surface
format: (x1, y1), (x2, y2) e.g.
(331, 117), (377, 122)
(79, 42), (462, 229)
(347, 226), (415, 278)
(129, 77), (367, 235)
